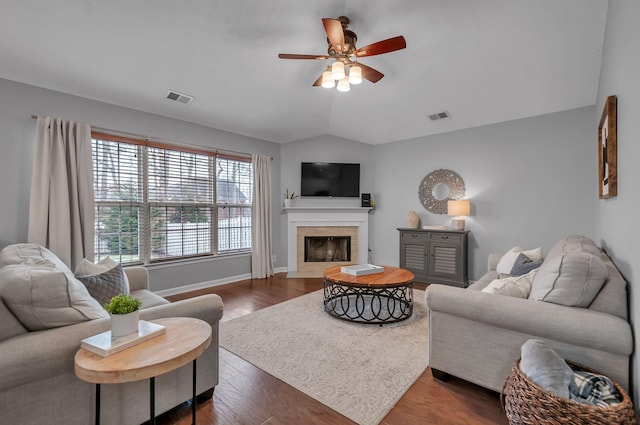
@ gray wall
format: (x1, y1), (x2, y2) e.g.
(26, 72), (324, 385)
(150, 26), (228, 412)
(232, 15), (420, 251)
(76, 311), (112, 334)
(371, 107), (596, 279)
(595, 0), (640, 409)
(0, 78), (282, 292)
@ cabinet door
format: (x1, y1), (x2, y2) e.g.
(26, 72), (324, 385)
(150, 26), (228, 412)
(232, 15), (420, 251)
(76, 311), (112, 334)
(399, 232), (428, 280)
(427, 241), (461, 281)
(426, 232), (467, 286)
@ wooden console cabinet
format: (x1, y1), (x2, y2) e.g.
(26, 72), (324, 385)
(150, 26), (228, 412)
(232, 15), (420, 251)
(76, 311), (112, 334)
(398, 228), (469, 287)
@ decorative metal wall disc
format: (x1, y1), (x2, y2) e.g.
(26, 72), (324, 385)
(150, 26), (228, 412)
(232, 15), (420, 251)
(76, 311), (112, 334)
(418, 169), (466, 214)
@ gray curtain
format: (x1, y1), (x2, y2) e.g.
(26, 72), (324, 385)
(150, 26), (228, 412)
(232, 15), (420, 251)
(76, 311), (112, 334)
(251, 154), (273, 278)
(28, 116), (94, 269)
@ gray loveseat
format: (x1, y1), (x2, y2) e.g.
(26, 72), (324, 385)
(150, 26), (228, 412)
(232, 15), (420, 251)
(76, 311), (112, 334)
(426, 235), (633, 393)
(0, 244), (224, 425)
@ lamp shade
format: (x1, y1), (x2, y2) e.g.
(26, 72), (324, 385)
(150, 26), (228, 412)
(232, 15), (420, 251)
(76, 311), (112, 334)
(336, 77), (350, 92)
(349, 65), (362, 84)
(321, 71), (335, 88)
(331, 61), (345, 80)
(447, 199), (470, 216)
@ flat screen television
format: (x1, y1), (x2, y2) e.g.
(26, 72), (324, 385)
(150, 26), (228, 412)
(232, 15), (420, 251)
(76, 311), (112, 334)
(301, 162), (360, 197)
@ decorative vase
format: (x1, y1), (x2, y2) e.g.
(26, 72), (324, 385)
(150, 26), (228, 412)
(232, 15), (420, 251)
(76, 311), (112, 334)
(407, 211), (420, 228)
(284, 199), (292, 208)
(111, 310), (140, 338)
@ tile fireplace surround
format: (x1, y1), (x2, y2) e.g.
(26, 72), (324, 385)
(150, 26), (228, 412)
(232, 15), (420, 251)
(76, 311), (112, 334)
(285, 207), (371, 278)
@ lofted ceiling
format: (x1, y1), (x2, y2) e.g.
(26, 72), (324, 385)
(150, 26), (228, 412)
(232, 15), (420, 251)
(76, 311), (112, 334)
(0, 0), (608, 145)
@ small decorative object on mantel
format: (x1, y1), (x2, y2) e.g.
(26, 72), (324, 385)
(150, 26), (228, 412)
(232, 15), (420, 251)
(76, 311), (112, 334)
(104, 293), (142, 338)
(599, 95), (617, 199)
(418, 169), (466, 214)
(284, 188), (298, 208)
(406, 211), (420, 228)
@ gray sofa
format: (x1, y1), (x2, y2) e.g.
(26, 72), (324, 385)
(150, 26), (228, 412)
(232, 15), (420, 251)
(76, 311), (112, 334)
(0, 244), (224, 425)
(426, 235), (633, 393)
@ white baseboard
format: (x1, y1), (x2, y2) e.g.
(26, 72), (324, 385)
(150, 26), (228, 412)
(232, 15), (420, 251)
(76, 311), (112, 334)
(154, 266), (289, 297)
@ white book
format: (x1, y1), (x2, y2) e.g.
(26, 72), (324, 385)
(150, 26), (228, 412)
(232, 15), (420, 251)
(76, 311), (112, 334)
(80, 320), (166, 357)
(340, 264), (385, 276)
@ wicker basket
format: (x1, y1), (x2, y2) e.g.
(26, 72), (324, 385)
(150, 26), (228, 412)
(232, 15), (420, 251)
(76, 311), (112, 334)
(502, 359), (639, 425)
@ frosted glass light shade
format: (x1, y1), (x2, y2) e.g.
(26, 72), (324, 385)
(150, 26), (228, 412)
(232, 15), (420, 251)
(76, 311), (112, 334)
(321, 71), (335, 88)
(331, 61), (346, 80)
(336, 77), (350, 92)
(349, 65), (362, 84)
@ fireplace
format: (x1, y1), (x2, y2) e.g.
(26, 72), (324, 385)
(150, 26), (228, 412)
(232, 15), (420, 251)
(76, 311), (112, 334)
(286, 208), (370, 278)
(304, 236), (351, 262)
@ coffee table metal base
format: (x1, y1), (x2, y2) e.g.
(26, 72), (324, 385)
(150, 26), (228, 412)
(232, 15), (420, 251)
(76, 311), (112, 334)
(323, 281), (413, 324)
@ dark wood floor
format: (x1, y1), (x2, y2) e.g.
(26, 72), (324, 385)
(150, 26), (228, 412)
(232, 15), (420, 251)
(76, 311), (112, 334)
(156, 273), (508, 425)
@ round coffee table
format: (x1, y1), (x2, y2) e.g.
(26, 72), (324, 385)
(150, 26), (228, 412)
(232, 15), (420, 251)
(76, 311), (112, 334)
(323, 265), (414, 324)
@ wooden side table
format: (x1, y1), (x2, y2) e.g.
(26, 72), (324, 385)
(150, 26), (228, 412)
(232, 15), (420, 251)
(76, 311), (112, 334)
(74, 317), (212, 425)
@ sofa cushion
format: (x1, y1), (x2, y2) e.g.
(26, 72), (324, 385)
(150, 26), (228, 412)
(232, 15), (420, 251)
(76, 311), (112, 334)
(0, 299), (27, 341)
(0, 264), (108, 331)
(481, 269), (537, 298)
(520, 339), (575, 399)
(0, 244), (57, 268)
(547, 235), (599, 258)
(75, 257), (130, 292)
(530, 252), (608, 307)
(76, 263), (129, 306)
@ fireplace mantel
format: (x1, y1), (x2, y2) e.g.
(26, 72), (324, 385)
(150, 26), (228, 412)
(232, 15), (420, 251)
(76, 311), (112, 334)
(286, 207), (371, 277)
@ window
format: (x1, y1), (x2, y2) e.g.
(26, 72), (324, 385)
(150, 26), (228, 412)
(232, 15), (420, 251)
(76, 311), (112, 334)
(92, 132), (253, 264)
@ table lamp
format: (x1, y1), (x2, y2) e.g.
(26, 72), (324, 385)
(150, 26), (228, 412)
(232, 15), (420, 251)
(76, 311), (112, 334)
(447, 199), (470, 231)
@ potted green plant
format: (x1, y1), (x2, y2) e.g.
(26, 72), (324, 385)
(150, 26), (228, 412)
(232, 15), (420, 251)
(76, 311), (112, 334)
(104, 293), (142, 337)
(284, 188), (298, 208)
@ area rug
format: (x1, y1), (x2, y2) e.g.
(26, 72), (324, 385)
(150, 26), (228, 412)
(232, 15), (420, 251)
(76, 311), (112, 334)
(219, 289), (429, 425)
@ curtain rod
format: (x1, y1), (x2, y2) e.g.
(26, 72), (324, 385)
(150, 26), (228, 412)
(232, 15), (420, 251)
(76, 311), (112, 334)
(30, 114), (271, 159)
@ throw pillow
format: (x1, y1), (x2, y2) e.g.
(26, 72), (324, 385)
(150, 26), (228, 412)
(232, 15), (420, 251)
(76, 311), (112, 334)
(529, 252), (608, 307)
(76, 264), (129, 306)
(519, 339), (576, 400)
(496, 246), (543, 275)
(510, 253), (543, 276)
(481, 269), (537, 299)
(75, 257), (130, 292)
(0, 264), (108, 331)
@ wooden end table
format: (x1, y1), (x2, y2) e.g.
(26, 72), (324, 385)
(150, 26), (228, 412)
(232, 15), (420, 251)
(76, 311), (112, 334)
(323, 265), (415, 324)
(74, 317), (212, 425)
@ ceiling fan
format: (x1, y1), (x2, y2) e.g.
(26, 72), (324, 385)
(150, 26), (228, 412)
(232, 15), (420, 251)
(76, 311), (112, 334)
(278, 16), (406, 91)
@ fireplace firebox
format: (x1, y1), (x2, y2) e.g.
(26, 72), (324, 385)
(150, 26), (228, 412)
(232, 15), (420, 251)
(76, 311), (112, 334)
(304, 236), (351, 263)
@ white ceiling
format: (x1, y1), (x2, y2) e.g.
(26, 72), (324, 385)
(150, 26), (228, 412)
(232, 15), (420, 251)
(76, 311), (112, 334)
(0, 0), (608, 145)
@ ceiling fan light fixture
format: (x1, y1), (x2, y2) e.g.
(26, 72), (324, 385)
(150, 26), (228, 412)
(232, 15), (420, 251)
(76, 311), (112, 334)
(337, 77), (350, 92)
(348, 65), (362, 84)
(321, 70), (335, 88)
(331, 61), (345, 80)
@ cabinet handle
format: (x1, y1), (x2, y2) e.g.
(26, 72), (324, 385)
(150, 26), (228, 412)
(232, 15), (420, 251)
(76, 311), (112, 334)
(441, 236), (449, 239)
(411, 234), (418, 238)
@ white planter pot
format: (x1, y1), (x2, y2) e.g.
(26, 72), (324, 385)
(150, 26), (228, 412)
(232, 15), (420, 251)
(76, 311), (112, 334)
(284, 199), (292, 208)
(111, 310), (140, 337)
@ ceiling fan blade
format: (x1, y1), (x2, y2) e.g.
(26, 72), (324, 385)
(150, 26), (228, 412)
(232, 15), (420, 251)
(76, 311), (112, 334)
(357, 63), (384, 83)
(278, 53), (331, 60)
(354, 36), (407, 58)
(322, 18), (345, 53)
(312, 73), (323, 87)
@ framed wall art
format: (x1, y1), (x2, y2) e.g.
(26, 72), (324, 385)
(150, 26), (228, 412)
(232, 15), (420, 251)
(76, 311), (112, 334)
(598, 95), (617, 199)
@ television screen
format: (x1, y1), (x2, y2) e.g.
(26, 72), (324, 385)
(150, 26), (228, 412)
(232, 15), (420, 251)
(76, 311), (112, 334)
(301, 162), (360, 197)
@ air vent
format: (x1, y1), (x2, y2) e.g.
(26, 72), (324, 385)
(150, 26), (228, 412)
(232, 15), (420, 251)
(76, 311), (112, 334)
(166, 90), (194, 105)
(428, 110), (451, 121)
